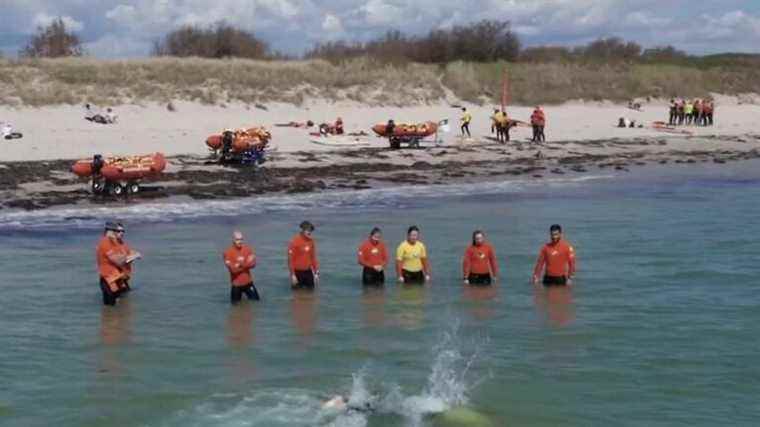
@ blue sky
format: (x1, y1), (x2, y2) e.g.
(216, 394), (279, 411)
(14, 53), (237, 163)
(2, 0), (759, 58)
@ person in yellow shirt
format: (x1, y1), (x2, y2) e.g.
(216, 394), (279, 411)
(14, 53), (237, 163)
(497, 109), (510, 143)
(396, 225), (431, 284)
(490, 108), (500, 134)
(460, 107), (472, 137)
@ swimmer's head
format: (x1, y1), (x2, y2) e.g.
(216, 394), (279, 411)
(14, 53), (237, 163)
(550, 224), (562, 242)
(407, 225), (420, 243)
(472, 230), (485, 245)
(370, 227), (382, 242)
(232, 230), (244, 247)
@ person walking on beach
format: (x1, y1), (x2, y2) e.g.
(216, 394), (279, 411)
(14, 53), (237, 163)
(532, 224), (576, 287)
(396, 226), (431, 284)
(497, 109), (510, 143)
(463, 230), (499, 285)
(460, 107), (472, 138)
(288, 221), (320, 289)
(531, 106), (546, 142)
(491, 108), (500, 135)
(668, 99), (677, 125)
(223, 230), (259, 304)
(96, 222), (141, 306)
(358, 227), (389, 285)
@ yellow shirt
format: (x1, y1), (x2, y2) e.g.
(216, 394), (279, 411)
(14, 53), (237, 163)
(462, 112), (472, 124)
(396, 241), (427, 272)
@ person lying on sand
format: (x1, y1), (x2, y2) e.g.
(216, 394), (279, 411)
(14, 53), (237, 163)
(104, 108), (118, 124)
(275, 120), (315, 128)
(84, 103), (108, 124)
(1, 122), (23, 140)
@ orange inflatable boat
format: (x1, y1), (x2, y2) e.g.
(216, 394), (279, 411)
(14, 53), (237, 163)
(71, 153), (167, 195)
(372, 121), (438, 138)
(206, 127), (271, 153)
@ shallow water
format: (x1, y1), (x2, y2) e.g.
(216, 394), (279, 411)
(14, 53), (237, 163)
(1, 162), (760, 426)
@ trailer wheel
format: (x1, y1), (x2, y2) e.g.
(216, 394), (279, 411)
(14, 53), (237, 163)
(128, 182), (140, 194)
(389, 137), (401, 150)
(91, 179), (105, 194)
(110, 183), (125, 196)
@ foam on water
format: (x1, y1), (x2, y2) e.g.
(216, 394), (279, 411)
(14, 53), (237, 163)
(158, 324), (489, 427)
(0, 174), (611, 231)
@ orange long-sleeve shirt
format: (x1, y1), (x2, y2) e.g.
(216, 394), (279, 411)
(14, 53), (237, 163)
(288, 233), (319, 274)
(357, 239), (388, 268)
(223, 244), (256, 286)
(96, 236), (132, 279)
(462, 243), (498, 277)
(533, 239), (576, 278)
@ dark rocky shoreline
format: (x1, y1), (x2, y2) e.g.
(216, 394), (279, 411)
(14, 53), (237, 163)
(2, 135), (759, 212)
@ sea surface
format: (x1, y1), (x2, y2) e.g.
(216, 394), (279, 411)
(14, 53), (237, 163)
(1, 161), (759, 426)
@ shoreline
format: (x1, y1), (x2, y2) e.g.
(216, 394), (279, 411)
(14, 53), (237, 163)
(2, 134), (759, 212)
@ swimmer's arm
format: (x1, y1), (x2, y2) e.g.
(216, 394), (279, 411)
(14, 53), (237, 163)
(422, 257), (431, 278)
(532, 248), (546, 284)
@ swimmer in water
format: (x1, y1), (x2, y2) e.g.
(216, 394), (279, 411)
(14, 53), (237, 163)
(396, 225), (431, 284)
(532, 224), (576, 286)
(357, 227), (389, 285)
(287, 221), (319, 289)
(462, 230), (499, 285)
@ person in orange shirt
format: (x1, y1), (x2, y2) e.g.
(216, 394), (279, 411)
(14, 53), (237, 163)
(288, 221), (320, 289)
(530, 106), (546, 142)
(357, 227), (389, 285)
(223, 230), (259, 304)
(462, 230), (499, 285)
(532, 224), (576, 286)
(96, 221), (141, 306)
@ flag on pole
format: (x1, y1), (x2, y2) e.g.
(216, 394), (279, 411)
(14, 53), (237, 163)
(501, 68), (510, 111)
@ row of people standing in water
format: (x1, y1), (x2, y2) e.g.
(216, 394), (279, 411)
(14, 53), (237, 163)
(668, 98), (715, 126)
(95, 221), (576, 306)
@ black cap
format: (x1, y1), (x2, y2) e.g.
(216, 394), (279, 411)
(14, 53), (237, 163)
(105, 221), (125, 232)
(299, 221), (315, 232)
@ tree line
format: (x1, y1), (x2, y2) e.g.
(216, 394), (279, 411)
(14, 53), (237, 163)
(16, 17), (757, 68)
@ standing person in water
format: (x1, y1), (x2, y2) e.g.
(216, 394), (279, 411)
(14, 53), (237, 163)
(532, 224), (576, 286)
(357, 227), (389, 285)
(288, 221), (320, 289)
(96, 221), (141, 306)
(396, 226), (431, 284)
(223, 230), (259, 304)
(463, 230), (499, 285)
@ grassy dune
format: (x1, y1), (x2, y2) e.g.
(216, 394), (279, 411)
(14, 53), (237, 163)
(1, 57), (759, 107)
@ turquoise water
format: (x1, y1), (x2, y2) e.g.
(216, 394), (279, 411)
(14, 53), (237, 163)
(1, 162), (759, 426)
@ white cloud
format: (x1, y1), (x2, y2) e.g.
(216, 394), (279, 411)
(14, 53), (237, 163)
(322, 13), (344, 33)
(33, 12), (84, 32)
(3, 1), (760, 56)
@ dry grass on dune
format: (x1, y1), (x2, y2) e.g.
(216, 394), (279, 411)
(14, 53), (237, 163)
(1, 56), (759, 107)
(442, 61), (760, 104)
(0, 57), (444, 107)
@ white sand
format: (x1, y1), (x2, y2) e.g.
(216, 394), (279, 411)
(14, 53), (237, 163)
(1, 97), (759, 162)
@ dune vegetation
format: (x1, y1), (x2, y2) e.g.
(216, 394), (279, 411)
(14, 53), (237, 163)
(2, 56), (760, 108)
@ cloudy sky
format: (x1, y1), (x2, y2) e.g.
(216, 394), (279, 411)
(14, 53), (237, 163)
(2, 0), (760, 57)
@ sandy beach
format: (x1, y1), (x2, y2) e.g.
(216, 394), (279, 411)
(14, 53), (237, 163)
(1, 97), (760, 211)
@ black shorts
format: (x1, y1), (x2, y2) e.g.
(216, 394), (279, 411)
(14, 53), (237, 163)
(543, 275), (567, 286)
(467, 273), (492, 285)
(402, 270), (425, 284)
(231, 282), (260, 303)
(362, 267), (385, 285)
(293, 270), (315, 289)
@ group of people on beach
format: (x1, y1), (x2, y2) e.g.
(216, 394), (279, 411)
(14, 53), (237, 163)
(668, 98), (714, 127)
(96, 221), (576, 306)
(462, 106), (547, 143)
